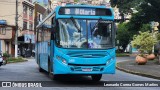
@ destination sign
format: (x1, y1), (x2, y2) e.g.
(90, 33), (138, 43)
(65, 8), (95, 15)
(59, 7), (112, 16)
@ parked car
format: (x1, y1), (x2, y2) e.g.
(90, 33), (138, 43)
(0, 54), (6, 67)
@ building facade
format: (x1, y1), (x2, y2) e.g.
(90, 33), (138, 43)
(18, 0), (35, 57)
(0, 0), (35, 56)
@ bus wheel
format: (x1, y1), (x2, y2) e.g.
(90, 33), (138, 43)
(38, 55), (43, 72)
(48, 61), (58, 80)
(49, 72), (58, 80)
(91, 74), (102, 82)
(38, 66), (44, 72)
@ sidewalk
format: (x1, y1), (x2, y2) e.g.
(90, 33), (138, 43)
(116, 57), (160, 80)
(23, 57), (35, 60)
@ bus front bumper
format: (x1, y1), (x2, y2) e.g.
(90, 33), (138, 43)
(53, 60), (116, 75)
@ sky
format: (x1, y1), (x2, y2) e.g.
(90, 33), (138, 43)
(33, 0), (49, 6)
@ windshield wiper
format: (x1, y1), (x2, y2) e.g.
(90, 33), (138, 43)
(70, 17), (81, 32)
(70, 17), (82, 41)
(90, 18), (102, 33)
(90, 18), (102, 40)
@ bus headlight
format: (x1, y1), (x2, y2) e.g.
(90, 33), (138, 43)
(56, 55), (67, 65)
(62, 58), (67, 65)
(106, 60), (110, 65)
(106, 57), (114, 65)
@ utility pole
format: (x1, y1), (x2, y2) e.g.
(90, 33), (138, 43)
(15, 0), (18, 57)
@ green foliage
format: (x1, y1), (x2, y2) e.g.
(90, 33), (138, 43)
(111, 0), (160, 40)
(116, 23), (130, 52)
(116, 53), (130, 57)
(126, 15), (151, 38)
(131, 31), (157, 55)
(74, 0), (79, 2)
(110, 0), (145, 14)
(139, 24), (151, 32)
(3, 53), (11, 58)
(7, 57), (25, 63)
(155, 33), (160, 41)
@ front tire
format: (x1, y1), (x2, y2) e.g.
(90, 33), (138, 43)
(38, 55), (43, 72)
(48, 60), (58, 80)
(38, 66), (44, 72)
(91, 74), (102, 82)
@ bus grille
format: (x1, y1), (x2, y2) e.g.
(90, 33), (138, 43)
(70, 66), (104, 72)
(66, 51), (107, 58)
(68, 63), (106, 66)
(67, 54), (106, 58)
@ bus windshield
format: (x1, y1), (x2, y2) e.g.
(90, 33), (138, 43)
(57, 19), (113, 49)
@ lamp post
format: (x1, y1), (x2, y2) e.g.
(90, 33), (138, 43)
(15, 0), (18, 57)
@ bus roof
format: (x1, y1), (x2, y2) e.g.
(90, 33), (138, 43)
(36, 5), (114, 28)
(59, 4), (107, 8)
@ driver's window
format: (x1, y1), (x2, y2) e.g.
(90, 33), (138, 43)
(98, 22), (112, 45)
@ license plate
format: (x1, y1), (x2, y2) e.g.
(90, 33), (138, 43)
(82, 68), (92, 72)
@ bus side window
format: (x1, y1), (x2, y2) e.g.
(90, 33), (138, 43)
(51, 31), (55, 40)
(52, 17), (55, 25)
(51, 17), (55, 40)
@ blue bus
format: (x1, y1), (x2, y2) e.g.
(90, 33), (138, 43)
(36, 5), (116, 81)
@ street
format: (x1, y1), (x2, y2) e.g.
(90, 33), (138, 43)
(0, 0), (160, 90)
(0, 57), (159, 90)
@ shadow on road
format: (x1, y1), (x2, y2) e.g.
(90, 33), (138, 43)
(40, 69), (105, 87)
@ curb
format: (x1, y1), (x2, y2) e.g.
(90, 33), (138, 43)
(6, 60), (28, 64)
(116, 61), (160, 80)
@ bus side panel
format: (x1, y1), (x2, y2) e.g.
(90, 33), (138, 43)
(39, 41), (49, 72)
(36, 43), (41, 64)
(35, 43), (38, 64)
(50, 40), (54, 69)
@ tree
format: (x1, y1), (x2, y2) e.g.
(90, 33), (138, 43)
(116, 23), (150, 53)
(111, 0), (160, 23)
(131, 31), (157, 55)
(110, 0), (145, 14)
(111, 0), (160, 40)
(74, 0), (79, 3)
(139, 24), (151, 32)
(116, 23), (130, 52)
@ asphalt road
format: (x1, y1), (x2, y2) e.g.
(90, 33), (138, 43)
(0, 57), (159, 90)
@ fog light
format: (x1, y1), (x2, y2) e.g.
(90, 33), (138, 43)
(100, 68), (104, 71)
(70, 67), (74, 71)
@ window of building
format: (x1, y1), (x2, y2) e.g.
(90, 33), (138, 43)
(23, 21), (27, 30)
(29, 8), (33, 16)
(5, 41), (9, 54)
(29, 23), (33, 30)
(23, 5), (27, 14)
(0, 27), (6, 35)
